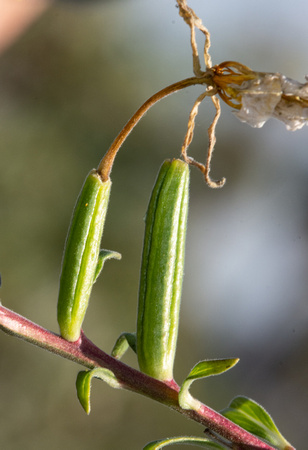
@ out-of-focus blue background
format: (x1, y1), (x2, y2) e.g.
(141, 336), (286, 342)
(0, 1), (307, 448)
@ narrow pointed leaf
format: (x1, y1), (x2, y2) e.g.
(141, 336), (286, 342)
(93, 249), (121, 283)
(179, 359), (239, 410)
(76, 368), (122, 414)
(143, 436), (225, 449)
(111, 332), (137, 359)
(185, 359), (239, 381)
(221, 396), (293, 449)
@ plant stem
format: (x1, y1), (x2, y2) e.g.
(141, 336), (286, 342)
(97, 74), (214, 181)
(0, 304), (282, 450)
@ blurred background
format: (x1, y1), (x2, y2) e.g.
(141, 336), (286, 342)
(0, 0), (307, 448)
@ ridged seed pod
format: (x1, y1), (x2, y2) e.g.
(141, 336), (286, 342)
(137, 159), (189, 381)
(57, 170), (116, 342)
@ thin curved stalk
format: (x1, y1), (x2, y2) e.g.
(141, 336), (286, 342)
(97, 74), (214, 181)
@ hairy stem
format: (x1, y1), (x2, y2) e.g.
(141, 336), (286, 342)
(0, 304), (280, 450)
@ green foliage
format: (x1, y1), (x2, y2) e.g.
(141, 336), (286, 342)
(143, 436), (225, 449)
(221, 396), (293, 449)
(76, 368), (122, 415)
(111, 332), (137, 359)
(94, 249), (121, 283)
(179, 359), (239, 410)
(0, 2), (299, 448)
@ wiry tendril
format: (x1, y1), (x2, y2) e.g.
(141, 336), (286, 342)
(177, 0), (212, 72)
(177, 0), (226, 187)
(181, 87), (225, 188)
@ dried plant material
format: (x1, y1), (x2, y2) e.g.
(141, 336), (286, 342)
(213, 61), (308, 130)
(97, 76), (212, 182)
(98, 1), (307, 190)
(181, 88), (225, 188)
(176, 0), (212, 72)
(177, 0), (225, 187)
(235, 74), (282, 128)
(206, 95), (225, 188)
(273, 76), (308, 130)
(181, 91), (210, 157)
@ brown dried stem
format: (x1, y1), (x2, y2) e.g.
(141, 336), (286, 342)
(176, 0), (212, 71)
(181, 87), (225, 188)
(97, 2), (225, 188)
(97, 74), (214, 181)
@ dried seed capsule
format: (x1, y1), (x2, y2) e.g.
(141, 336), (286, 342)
(137, 159), (189, 381)
(57, 170), (120, 342)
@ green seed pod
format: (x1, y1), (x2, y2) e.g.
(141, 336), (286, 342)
(137, 159), (189, 381)
(57, 170), (119, 342)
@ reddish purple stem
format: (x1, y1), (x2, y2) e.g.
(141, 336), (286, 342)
(0, 304), (281, 449)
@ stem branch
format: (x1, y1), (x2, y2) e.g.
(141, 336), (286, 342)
(97, 74), (213, 181)
(0, 304), (279, 450)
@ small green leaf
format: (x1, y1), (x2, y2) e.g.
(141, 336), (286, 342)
(111, 332), (137, 359)
(143, 436), (225, 449)
(179, 359), (239, 410)
(76, 368), (122, 414)
(93, 249), (121, 283)
(185, 359), (239, 381)
(221, 396), (293, 450)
